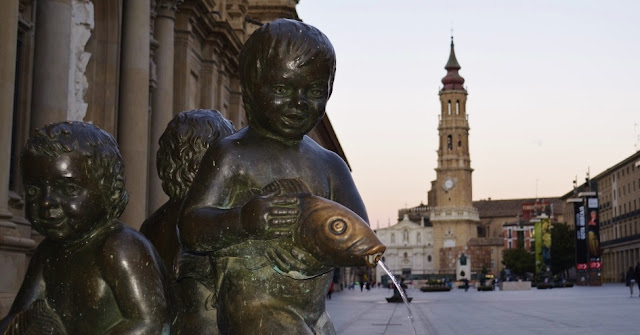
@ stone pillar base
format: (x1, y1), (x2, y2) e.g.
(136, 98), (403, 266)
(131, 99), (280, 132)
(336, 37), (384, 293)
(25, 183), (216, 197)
(0, 220), (37, 318)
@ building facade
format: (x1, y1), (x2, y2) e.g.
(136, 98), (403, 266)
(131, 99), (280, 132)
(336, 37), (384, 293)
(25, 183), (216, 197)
(563, 151), (640, 283)
(0, 0), (351, 316)
(374, 214), (434, 284)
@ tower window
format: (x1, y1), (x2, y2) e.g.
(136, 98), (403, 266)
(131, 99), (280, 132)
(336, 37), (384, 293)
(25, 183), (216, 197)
(456, 100), (460, 114)
(458, 140), (462, 148)
(448, 100), (452, 115)
(447, 135), (452, 150)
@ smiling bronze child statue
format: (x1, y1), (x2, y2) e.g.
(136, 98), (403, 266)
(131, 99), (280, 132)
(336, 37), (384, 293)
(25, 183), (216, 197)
(179, 19), (384, 334)
(0, 121), (169, 335)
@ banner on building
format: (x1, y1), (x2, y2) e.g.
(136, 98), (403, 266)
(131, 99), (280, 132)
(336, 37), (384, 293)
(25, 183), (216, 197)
(534, 220), (542, 272)
(541, 217), (552, 267)
(570, 198), (588, 283)
(586, 196), (601, 286)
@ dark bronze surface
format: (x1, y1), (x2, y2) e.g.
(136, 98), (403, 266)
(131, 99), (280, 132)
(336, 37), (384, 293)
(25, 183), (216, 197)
(178, 19), (384, 334)
(1, 18), (387, 335)
(0, 122), (169, 335)
(140, 110), (235, 335)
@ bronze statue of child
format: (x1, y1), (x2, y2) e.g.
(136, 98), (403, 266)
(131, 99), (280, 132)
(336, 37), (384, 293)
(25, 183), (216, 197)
(140, 109), (235, 334)
(179, 19), (370, 334)
(0, 121), (169, 335)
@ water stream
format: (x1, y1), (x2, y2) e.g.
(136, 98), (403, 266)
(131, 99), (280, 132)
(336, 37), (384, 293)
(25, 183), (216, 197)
(378, 260), (418, 335)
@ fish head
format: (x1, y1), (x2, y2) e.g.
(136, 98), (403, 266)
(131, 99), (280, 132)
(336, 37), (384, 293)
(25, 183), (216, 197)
(297, 196), (385, 268)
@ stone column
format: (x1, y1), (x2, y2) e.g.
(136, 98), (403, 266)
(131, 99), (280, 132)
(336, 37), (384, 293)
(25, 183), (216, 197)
(148, 0), (181, 213)
(0, 0), (26, 317)
(0, 1), (18, 225)
(30, 0), (73, 129)
(118, 0), (151, 229)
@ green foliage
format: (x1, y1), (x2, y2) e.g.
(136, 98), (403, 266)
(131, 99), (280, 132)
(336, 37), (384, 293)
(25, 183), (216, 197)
(550, 222), (575, 275)
(502, 245), (535, 277)
(427, 279), (446, 286)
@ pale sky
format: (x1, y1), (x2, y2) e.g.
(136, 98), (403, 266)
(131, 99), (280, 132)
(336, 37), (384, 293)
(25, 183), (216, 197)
(296, 0), (640, 229)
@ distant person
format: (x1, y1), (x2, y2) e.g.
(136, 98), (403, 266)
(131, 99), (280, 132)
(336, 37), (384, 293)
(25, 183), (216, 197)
(626, 267), (636, 297)
(327, 281), (334, 300)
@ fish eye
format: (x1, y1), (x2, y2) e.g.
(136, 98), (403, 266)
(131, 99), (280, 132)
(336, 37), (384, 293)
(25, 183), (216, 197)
(329, 219), (347, 235)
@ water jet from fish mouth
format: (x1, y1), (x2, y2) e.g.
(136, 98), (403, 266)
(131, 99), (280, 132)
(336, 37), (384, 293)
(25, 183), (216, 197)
(378, 260), (418, 335)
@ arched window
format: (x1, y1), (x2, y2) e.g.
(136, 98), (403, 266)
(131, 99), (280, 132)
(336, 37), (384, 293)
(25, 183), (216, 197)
(391, 233), (395, 244)
(417, 232), (422, 244)
(403, 229), (409, 242)
(427, 255), (432, 262)
(447, 135), (452, 150)
(456, 100), (460, 114)
(447, 100), (451, 115)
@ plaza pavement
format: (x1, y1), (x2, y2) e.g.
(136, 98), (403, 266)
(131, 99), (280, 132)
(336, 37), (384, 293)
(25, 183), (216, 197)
(325, 283), (638, 335)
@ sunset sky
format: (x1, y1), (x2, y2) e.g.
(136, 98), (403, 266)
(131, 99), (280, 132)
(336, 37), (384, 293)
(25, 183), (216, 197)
(296, 0), (640, 229)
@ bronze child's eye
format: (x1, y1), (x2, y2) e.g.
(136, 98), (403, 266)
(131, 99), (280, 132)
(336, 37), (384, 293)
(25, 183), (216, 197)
(308, 88), (324, 98)
(329, 219), (347, 235)
(24, 185), (40, 197)
(273, 85), (289, 94)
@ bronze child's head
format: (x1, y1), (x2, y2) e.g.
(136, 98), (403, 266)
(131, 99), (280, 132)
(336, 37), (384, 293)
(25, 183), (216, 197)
(20, 121), (128, 242)
(156, 109), (235, 200)
(240, 18), (336, 141)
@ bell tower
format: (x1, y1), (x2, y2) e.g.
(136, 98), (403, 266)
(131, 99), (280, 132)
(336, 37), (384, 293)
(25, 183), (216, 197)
(430, 37), (479, 274)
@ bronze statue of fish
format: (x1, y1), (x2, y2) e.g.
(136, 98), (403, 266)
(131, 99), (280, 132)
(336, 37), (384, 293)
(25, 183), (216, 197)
(215, 178), (385, 274)
(262, 178), (385, 269)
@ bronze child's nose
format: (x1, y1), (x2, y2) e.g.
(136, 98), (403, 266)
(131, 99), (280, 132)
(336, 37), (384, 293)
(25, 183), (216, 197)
(40, 187), (61, 209)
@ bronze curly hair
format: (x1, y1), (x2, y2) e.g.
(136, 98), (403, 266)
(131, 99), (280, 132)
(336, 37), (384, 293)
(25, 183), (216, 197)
(21, 121), (129, 221)
(156, 109), (236, 199)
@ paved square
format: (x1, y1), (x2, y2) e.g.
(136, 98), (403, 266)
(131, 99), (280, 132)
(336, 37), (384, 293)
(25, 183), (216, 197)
(326, 283), (637, 335)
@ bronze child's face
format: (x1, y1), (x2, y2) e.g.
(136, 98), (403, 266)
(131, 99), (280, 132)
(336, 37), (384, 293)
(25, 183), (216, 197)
(251, 56), (331, 141)
(22, 152), (106, 242)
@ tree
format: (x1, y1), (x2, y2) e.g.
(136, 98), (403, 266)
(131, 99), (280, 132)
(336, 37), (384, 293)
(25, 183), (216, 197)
(550, 222), (575, 275)
(502, 242), (535, 278)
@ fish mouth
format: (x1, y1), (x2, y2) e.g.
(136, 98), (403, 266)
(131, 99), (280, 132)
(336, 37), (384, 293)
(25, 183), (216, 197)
(364, 245), (386, 268)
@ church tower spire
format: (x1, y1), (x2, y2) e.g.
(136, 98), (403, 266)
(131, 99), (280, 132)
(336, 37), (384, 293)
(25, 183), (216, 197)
(430, 37), (479, 275)
(441, 37), (466, 91)
(434, 36), (473, 208)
